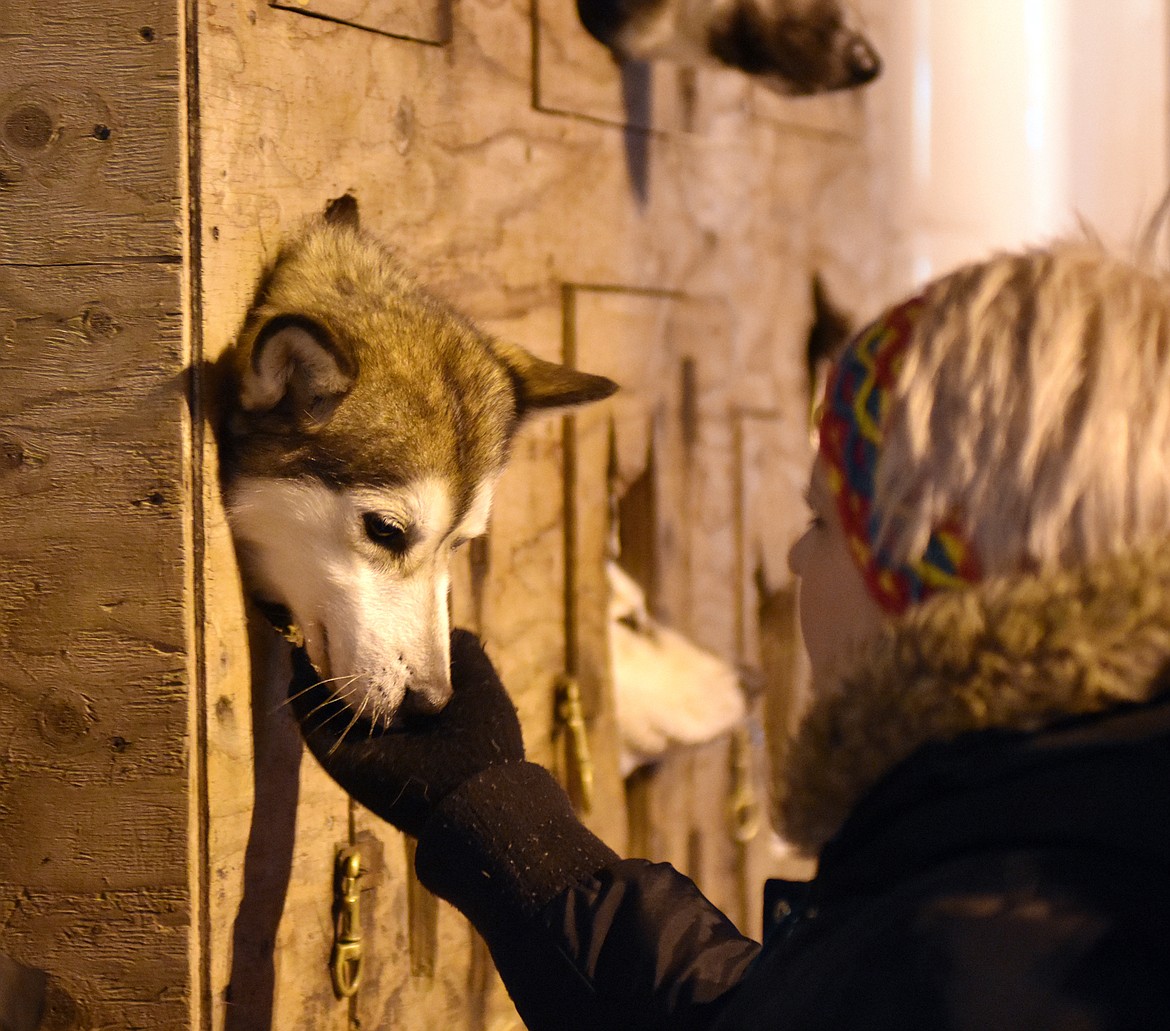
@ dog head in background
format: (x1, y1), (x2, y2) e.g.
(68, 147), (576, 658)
(220, 198), (617, 725)
(577, 0), (880, 95)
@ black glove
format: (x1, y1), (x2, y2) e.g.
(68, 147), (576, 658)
(289, 628), (525, 837)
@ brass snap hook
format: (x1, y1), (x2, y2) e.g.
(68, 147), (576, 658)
(330, 846), (364, 999)
(728, 725), (761, 844)
(555, 675), (594, 814)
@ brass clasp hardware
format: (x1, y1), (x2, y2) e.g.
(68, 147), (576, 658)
(728, 725), (761, 844)
(330, 846), (364, 999)
(555, 675), (594, 814)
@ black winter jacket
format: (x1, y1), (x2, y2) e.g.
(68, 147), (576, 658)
(416, 694), (1170, 1030)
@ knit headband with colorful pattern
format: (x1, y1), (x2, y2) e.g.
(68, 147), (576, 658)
(817, 294), (982, 615)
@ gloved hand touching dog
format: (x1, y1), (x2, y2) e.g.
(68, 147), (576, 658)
(289, 628), (525, 838)
(291, 626), (617, 930)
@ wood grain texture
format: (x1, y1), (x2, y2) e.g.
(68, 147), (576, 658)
(0, 887), (189, 1027)
(0, 259), (190, 1018)
(0, 2), (182, 263)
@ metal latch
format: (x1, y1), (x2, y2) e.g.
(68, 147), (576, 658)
(555, 674), (594, 814)
(330, 846), (364, 999)
(728, 724), (761, 844)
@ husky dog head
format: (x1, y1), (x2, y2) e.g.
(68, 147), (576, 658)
(577, 0), (880, 95)
(221, 201), (617, 725)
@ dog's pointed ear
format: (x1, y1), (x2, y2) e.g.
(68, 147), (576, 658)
(493, 340), (618, 419)
(324, 193), (360, 231)
(239, 315), (357, 428)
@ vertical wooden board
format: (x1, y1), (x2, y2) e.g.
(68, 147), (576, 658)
(206, 620), (352, 1031)
(734, 414), (814, 829)
(489, 414), (625, 827)
(667, 300), (738, 659)
(270, 0), (449, 44)
(567, 286), (794, 936)
(569, 288), (680, 484)
(475, 302), (629, 838)
(0, 261), (190, 1010)
(0, 887), (189, 1027)
(192, 124), (357, 1031)
(733, 413), (809, 665)
(623, 738), (739, 908)
(0, 1), (182, 263)
(347, 824), (413, 1028)
(200, 481), (254, 1031)
(687, 738), (741, 920)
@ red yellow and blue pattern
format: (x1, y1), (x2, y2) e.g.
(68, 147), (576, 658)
(818, 295), (982, 614)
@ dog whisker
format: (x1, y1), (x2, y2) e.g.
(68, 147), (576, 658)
(279, 681), (328, 714)
(312, 671), (369, 688)
(300, 680), (364, 726)
(277, 672), (364, 716)
(328, 693), (372, 757)
(306, 701), (362, 736)
(298, 680), (364, 724)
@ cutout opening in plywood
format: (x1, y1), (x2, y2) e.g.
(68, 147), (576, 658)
(624, 762), (657, 858)
(732, 406), (812, 800)
(614, 436), (659, 618)
(805, 273), (854, 432)
(755, 566), (802, 742)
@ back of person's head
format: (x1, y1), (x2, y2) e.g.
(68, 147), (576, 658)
(820, 237), (1170, 608)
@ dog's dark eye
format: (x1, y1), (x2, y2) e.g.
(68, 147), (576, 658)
(363, 513), (409, 554)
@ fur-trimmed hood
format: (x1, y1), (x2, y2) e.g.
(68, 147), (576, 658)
(780, 540), (1170, 854)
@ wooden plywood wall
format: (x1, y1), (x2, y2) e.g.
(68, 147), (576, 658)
(0, 2), (192, 1026)
(2, 0), (896, 1026)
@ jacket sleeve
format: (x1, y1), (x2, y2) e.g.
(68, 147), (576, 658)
(414, 761), (761, 1031)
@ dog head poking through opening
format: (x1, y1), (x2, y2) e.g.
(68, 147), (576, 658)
(221, 204), (617, 726)
(577, 0), (880, 96)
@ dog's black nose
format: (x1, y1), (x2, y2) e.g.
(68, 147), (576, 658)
(399, 687), (449, 717)
(846, 34), (881, 84)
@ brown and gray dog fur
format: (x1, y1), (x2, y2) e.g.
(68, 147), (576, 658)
(220, 199), (616, 725)
(577, 0), (880, 95)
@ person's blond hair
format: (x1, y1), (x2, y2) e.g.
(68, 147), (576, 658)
(875, 238), (1170, 577)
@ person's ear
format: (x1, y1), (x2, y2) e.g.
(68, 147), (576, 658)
(238, 315), (357, 429)
(492, 340), (618, 419)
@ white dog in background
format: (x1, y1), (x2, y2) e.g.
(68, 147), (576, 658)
(608, 561), (746, 774)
